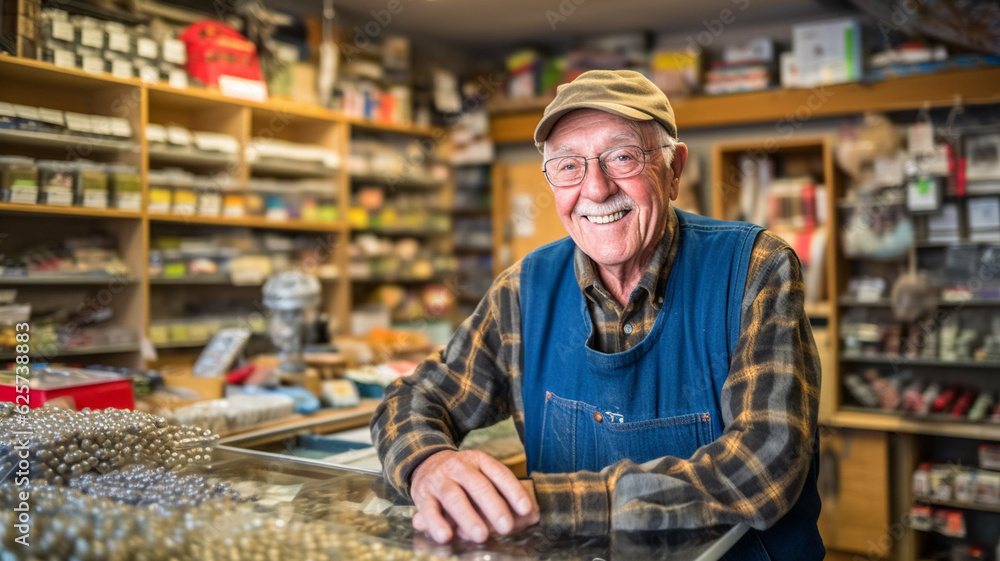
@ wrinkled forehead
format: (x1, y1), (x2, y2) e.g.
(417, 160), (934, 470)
(544, 110), (658, 155)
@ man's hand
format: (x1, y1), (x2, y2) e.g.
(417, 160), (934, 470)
(410, 450), (539, 544)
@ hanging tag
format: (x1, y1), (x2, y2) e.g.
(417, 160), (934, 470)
(908, 122), (935, 155)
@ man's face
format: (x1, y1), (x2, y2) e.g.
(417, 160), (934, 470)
(543, 109), (687, 270)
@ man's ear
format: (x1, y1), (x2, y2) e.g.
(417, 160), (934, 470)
(667, 143), (688, 201)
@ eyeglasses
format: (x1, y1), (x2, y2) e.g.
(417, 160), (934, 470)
(542, 145), (671, 188)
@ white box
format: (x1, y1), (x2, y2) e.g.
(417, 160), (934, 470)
(793, 19), (862, 87)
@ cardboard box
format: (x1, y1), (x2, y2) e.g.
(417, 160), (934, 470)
(161, 365), (225, 399)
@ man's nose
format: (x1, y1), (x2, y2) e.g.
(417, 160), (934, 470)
(579, 162), (617, 201)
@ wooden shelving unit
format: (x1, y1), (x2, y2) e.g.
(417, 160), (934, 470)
(490, 66), (1000, 144)
(0, 54), (450, 366)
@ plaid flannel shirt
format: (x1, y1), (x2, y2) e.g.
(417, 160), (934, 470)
(371, 207), (821, 536)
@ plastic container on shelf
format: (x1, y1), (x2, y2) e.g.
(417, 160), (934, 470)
(0, 155), (39, 204)
(36, 160), (76, 207)
(106, 164), (141, 211)
(75, 161), (109, 209)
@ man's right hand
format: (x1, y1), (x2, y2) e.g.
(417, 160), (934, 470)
(409, 449), (539, 544)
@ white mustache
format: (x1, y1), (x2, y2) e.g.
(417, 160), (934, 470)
(574, 192), (636, 217)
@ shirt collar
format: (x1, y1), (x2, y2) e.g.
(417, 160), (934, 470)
(574, 206), (678, 310)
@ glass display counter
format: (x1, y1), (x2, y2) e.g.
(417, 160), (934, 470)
(0, 403), (746, 560)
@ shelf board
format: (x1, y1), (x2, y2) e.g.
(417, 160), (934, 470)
(352, 226), (450, 236)
(350, 173), (446, 189)
(452, 207), (493, 216)
(150, 274), (338, 286)
(0, 342), (140, 360)
(345, 116), (437, 137)
(916, 239), (1000, 248)
(840, 297), (1000, 307)
(803, 301), (830, 319)
(831, 408), (1000, 441)
(0, 274), (138, 285)
(0, 202), (142, 219)
(840, 353), (1000, 369)
(351, 273), (454, 283)
(453, 244), (493, 253)
(149, 146), (237, 166)
(249, 160), (339, 178)
(490, 66), (1000, 143)
(0, 128), (137, 153)
(148, 213), (346, 233)
(914, 497), (1000, 514)
(0, 54), (139, 89)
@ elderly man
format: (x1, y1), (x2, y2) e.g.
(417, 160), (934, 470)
(371, 69), (824, 560)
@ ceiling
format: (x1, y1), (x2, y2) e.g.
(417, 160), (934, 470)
(288, 0), (854, 48)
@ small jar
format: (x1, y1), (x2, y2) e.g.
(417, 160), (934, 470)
(36, 160), (76, 206)
(0, 156), (38, 204)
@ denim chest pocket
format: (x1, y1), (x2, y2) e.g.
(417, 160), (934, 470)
(537, 392), (714, 473)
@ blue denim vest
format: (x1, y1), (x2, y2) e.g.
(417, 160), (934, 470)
(519, 209), (824, 561)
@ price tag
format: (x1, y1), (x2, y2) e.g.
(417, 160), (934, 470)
(908, 122), (935, 155)
(219, 76), (269, 103)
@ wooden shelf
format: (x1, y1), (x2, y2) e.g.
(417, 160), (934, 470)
(803, 301), (831, 319)
(840, 354), (1000, 369)
(150, 274), (338, 286)
(149, 145), (237, 166)
(491, 66), (1000, 144)
(148, 213), (346, 233)
(345, 116), (437, 137)
(840, 297), (1000, 307)
(0, 202), (142, 219)
(249, 160), (340, 178)
(831, 409), (1000, 442)
(0, 54), (138, 89)
(0, 274), (138, 285)
(350, 173), (446, 189)
(915, 497), (1000, 514)
(352, 226), (450, 236)
(0, 128), (137, 153)
(351, 272), (454, 283)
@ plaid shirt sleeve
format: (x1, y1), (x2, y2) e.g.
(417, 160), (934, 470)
(371, 264), (526, 498)
(532, 231), (821, 536)
(372, 231), (820, 536)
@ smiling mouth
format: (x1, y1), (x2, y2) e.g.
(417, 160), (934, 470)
(585, 209), (630, 224)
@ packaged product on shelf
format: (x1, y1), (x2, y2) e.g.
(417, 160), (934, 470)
(930, 464), (956, 501)
(954, 468), (976, 503)
(976, 470), (1000, 506)
(146, 123), (167, 146)
(0, 156), (38, 204)
(198, 187), (223, 217)
(0, 103), (15, 129)
(106, 164), (141, 211)
(104, 21), (131, 56)
(932, 509), (966, 538)
(907, 505), (933, 531)
(78, 46), (106, 75)
(74, 16), (105, 50)
(913, 462), (932, 497)
(36, 160), (75, 206)
(979, 444), (1000, 470)
(12, 104), (51, 132)
(222, 192), (246, 217)
(148, 184), (173, 214)
(172, 184), (198, 215)
(108, 56), (133, 80)
(76, 162), (108, 209)
(192, 131), (240, 155)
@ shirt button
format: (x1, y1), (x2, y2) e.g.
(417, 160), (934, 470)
(593, 411), (603, 423)
(623, 323), (633, 334)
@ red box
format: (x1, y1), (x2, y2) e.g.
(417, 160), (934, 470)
(0, 367), (134, 410)
(179, 20), (263, 87)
